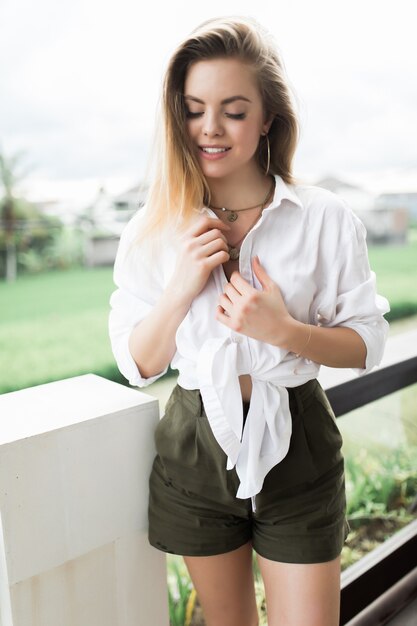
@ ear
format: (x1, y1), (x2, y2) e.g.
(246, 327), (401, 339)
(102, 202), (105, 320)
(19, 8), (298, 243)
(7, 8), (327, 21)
(262, 114), (274, 136)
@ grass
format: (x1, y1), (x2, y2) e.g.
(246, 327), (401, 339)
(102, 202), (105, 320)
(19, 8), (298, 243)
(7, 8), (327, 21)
(167, 557), (196, 626)
(0, 236), (416, 394)
(0, 266), (122, 393)
(368, 236), (417, 308)
(0, 266), (112, 322)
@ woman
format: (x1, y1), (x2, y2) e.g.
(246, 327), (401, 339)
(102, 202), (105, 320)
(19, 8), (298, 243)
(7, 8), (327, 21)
(109, 16), (389, 626)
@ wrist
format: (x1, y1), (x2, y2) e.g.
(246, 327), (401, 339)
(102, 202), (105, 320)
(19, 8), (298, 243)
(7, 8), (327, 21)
(162, 286), (193, 314)
(270, 315), (297, 349)
(279, 318), (312, 355)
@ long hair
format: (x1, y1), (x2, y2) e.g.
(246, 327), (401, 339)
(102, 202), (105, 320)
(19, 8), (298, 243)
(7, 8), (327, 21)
(134, 16), (299, 252)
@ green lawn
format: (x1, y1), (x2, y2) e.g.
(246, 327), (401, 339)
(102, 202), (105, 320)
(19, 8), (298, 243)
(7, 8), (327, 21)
(368, 237), (417, 306)
(0, 266), (125, 394)
(0, 237), (416, 394)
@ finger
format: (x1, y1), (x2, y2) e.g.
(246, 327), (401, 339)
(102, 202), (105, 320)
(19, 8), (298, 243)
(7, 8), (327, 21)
(223, 281), (241, 304)
(189, 216), (231, 238)
(218, 293), (233, 315)
(204, 239), (229, 258)
(215, 304), (233, 328)
(203, 249), (230, 269)
(252, 256), (274, 290)
(198, 227), (228, 246)
(229, 270), (253, 296)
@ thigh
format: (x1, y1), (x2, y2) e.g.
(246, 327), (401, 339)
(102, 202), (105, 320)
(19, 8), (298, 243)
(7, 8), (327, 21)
(257, 554), (341, 626)
(184, 541), (259, 626)
(253, 459), (350, 564)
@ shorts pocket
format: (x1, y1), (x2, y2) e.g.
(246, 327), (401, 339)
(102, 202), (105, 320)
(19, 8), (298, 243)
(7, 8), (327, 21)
(154, 386), (230, 496)
(300, 383), (344, 476)
(155, 393), (198, 466)
(261, 405), (320, 494)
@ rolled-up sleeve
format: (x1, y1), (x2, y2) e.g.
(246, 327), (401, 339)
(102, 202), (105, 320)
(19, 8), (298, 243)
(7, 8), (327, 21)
(108, 210), (168, 387)
(314, 201), (390, 375)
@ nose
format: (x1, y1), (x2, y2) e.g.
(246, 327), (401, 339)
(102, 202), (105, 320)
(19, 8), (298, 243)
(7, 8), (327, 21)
(203, 111), (223, 137)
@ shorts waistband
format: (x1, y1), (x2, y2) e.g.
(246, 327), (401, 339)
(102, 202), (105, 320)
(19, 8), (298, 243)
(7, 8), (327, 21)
(172, 378), (319, 419)
(287, 378), (319, 415)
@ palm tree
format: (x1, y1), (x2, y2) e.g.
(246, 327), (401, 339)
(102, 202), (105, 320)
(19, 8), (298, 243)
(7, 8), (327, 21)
(0, 148), (31, 281)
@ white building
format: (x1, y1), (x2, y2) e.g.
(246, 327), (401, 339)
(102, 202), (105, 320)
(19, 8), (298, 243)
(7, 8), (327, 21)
(316, 177), (408, 244)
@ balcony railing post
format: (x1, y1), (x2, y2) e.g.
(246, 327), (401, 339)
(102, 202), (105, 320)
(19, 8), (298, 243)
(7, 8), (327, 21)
(0, 374), (169, 626)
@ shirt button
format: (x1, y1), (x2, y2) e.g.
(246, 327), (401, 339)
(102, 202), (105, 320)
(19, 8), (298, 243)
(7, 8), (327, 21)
(231, 334), (243, 344)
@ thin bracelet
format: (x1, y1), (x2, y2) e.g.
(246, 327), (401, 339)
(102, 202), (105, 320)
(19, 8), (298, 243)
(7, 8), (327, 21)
(295, 323), (312, 357)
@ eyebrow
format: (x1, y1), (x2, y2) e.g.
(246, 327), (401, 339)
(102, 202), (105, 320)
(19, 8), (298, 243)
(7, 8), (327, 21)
(183, 95), (252, 105)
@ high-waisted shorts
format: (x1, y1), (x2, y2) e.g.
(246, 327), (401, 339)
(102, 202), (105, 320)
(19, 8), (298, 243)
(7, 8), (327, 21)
(148, 378), (350, 563)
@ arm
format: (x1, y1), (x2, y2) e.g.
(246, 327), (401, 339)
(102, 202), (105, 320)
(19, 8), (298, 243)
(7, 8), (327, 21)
(277, 321), (367, 369)
(109, 213), (231, 384)
(127, 289), (191, 379)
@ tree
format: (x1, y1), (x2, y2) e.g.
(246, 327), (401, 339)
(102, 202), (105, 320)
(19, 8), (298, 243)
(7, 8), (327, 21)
(0, 148), (32, 281)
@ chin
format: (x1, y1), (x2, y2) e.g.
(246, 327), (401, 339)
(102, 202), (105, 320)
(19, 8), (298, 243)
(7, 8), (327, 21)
(203, 170), (230, 180)
(200, 162), (239, 180)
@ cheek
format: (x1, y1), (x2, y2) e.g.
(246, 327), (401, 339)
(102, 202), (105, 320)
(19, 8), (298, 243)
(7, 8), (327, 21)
(234, 122), (261, 154)
(185, 121), (198, 140)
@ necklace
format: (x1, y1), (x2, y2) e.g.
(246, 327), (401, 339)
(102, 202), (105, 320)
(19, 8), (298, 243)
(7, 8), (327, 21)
(225, 180), (276, 260)
(227, 211), (264, 260)
(208, 176), (275, 222)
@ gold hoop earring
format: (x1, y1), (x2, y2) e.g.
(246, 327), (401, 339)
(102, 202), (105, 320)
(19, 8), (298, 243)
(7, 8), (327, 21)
(264, 134), (270, 176)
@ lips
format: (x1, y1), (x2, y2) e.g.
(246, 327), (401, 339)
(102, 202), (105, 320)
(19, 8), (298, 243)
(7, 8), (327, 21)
(199, 146), (231, 154)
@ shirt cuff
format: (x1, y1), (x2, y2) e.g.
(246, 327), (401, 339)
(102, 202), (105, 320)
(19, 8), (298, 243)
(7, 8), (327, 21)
(113, 331), (169, 387)
(343, 317), (389, 376)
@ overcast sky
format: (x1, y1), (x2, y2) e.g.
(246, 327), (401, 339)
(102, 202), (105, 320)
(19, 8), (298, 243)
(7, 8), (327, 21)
(1, 0), (416, 204)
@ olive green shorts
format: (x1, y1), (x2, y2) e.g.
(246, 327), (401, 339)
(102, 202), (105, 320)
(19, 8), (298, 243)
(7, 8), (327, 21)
(148, 378), (350, 563)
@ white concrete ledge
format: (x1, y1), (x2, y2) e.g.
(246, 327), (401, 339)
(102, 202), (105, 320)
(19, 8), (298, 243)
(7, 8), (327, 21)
(0, 374), (168, 626)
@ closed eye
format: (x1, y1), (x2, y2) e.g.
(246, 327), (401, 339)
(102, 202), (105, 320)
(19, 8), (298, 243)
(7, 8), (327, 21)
(185, 111), (246, 120)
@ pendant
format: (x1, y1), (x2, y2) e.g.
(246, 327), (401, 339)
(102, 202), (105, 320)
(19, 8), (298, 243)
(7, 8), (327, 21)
(221, 207), (238, 222)
(221, 207), (239, 222)
(228, 246), (240, 260)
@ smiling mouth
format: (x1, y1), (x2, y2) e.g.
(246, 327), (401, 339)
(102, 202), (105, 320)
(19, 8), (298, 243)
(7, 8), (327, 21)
(199, 147), (231, 154)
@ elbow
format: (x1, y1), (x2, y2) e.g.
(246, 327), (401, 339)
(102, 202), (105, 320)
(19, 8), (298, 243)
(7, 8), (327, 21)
(357, 334), (367, 370)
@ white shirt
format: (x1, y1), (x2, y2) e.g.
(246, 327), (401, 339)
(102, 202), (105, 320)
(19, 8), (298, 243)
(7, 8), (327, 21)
(108, 175), (390, 510)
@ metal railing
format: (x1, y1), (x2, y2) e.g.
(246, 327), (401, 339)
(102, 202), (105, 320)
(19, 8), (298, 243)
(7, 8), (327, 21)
(331, 356), (417, 624)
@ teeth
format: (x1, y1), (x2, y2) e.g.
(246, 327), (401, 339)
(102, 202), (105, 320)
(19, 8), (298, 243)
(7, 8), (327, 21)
(201, 147), (228, 153)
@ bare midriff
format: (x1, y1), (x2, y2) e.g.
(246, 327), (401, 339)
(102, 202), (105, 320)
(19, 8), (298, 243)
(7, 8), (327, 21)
(239, 374), (253, 404)
(222, 258), (253, 404)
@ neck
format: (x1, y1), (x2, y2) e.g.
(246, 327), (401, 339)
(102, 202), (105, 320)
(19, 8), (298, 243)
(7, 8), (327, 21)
(206, 165), (274, 210)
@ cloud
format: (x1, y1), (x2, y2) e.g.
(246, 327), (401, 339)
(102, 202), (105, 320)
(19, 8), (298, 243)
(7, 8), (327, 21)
(1, 0), (416, 200)
(296, 65), (417, 176)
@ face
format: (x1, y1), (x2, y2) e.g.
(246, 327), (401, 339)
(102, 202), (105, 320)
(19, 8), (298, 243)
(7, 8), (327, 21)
(183, 57), (271, 180)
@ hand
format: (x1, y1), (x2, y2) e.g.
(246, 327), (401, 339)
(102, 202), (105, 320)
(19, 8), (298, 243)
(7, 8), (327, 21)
(166, 216), (231, 306)
(216, 255), (295, 346)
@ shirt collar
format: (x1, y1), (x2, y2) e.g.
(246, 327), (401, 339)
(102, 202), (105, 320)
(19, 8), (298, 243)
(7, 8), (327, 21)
(199, 174), (303, 215)
(267, 175), (303, 211)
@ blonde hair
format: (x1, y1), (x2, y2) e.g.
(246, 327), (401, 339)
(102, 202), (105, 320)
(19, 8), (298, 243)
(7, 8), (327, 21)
(134, 16), (299, 251)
